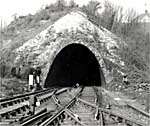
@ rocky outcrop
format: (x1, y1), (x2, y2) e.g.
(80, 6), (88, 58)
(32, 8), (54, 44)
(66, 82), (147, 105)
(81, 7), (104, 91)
(14, 11), (125, 85)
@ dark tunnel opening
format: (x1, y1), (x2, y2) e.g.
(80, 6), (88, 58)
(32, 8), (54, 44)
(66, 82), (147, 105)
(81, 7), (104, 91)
(44, 43), (104, 87)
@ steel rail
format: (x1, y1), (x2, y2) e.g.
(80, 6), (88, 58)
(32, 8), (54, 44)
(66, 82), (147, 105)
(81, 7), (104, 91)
(78, 98), (147, 126)
(64, 109), (87, 126)
(52, 94), (87, 126)
(0, 89), (54, 117)
(0, 88), (68, 126)
(39, 87), (84, 126)
(0, 87), (68, 124)
(93, 87), (105, 126)
(20, 109), (50, 126)
(17, 88), (68, 126)
(0, 88), (53, 103)
(126, 103), (150, 118)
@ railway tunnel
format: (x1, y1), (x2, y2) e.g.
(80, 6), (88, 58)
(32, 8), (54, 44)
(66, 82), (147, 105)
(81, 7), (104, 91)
(44, 43), (105, 87)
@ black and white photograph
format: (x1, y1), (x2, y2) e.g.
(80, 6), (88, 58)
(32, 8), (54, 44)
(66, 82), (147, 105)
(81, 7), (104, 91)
(0, 0), (150, 125)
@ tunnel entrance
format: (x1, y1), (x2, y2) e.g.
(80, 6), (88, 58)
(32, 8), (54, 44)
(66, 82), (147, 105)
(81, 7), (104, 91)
(44, 43), (104, 87)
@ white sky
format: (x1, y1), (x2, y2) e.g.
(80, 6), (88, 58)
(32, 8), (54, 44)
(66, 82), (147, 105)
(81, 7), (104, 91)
(0, 0), (150, 25)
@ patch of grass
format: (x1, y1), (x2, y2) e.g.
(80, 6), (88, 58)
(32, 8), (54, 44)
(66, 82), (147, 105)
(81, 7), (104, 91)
(0, 77), (28, 98)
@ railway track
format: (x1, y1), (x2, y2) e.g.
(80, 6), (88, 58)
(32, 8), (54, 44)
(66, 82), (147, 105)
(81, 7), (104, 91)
(24, 86), (146, 126)
(101, 88), (150, 125)
(0, 86), (149, 126)
(0, 89), (52, 117)
(39, 87), (84, 126)
(0, 88), (67, 126)
(77, 87), (148, 126)
(12, 87), (83, 126)
(45, 86), (148, 126)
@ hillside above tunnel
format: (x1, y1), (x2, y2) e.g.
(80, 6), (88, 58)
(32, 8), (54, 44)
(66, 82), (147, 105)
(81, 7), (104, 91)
(14, 11), (125, 87)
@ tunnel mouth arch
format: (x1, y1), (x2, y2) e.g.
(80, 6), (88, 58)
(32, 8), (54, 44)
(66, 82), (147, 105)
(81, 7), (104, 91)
(44, 43), (104, 88)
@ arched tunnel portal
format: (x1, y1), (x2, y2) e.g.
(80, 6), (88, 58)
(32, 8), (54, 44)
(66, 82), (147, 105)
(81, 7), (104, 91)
(44, 43), (105, 87)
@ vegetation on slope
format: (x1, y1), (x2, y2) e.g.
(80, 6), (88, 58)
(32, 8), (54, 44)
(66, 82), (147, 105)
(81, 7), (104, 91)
(0, 0), (149, 100)
(0, 0), (78, 97)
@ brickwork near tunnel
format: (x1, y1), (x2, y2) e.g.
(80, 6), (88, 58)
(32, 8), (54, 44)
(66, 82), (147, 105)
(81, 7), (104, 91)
(39, 28), (109, 87)
(39, 29), (110, 87)
(15, 11), (125, 87)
